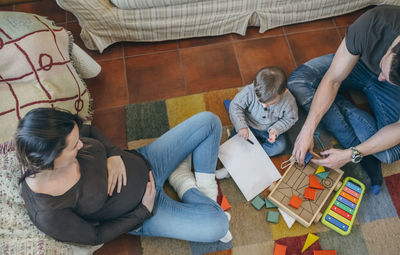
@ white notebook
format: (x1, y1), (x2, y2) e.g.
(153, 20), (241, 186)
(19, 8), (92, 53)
(218, 130), (281, 201)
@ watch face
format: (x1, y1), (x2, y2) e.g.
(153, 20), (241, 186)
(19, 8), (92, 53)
(352, 154), (362, 163)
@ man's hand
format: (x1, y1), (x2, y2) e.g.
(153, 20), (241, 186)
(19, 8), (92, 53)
(268, 129), (277, 143)
(292, 127), (315, 165)
(142, 171), (156, 213)
(107, 156), (127, 196)
(238, 128), (249, 140)
(312, 148), (352, 169)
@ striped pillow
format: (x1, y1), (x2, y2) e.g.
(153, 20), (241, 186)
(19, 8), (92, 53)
(110, 0), (202, 9)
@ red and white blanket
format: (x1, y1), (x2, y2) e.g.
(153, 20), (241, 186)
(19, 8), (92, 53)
(0, 13), (91, 152)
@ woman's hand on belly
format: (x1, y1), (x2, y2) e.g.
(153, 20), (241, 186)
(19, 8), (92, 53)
(107, 155), (127, 196)
(142, 171), (156, 213)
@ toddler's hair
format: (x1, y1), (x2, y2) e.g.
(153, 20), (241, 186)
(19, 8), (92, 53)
(254, 66), (287, 103)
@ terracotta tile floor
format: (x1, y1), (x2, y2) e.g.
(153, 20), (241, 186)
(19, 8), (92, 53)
(3, 0), (372, 150)
(1, 1), (371, 254)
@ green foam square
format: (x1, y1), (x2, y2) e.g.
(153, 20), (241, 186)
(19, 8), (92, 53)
(267, 211), (279, 223)
(265, 198), (277, 208)
(125, 101), (170, 141)
(251, 196), (265, 210)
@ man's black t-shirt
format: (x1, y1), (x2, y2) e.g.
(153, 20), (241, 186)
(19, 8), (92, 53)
(345, 5), (400, 75)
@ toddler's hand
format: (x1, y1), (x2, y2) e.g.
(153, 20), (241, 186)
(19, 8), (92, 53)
(238, 128), (249, 140)
(268, 130), (277, 143)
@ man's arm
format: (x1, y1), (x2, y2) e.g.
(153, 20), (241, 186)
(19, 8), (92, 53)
(313, 119), (400, 169)
(356, 119), (400, 156)
(293, 39), (360, 164)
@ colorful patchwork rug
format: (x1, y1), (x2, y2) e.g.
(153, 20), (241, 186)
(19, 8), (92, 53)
(125, 87), (400, 255)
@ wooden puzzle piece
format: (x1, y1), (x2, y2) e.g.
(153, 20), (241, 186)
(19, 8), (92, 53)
(220, 195), (231, 211)
(302, 233), (319, 253)
(274, 243), (287, 255)
(251, 196), (265, 210)
(265, 198), (277, 208)
(289, 195), (302, 209)
(304, 187), (316, 200)
(267, 211), (280, 223)
(309, 174), (324, 190)
(316, 171), (330, 180)
(315, 165), (325, 174)
(278, 208), (295, 228)
(305, 151), (313, 165)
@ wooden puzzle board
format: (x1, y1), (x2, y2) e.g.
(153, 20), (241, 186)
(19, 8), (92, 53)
(268, 161), (343, 227)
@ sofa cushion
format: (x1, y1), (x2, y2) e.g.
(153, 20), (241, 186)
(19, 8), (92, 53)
(0, 12), (92, 147)
(110, 0), (202, 9)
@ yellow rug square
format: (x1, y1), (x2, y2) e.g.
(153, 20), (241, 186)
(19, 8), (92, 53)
(165, 94), (206, 128)
(269, 214), (316, 240)
(203, 88), (240, 126)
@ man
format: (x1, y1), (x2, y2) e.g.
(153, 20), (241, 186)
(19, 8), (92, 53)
(287, 5), (400, 195)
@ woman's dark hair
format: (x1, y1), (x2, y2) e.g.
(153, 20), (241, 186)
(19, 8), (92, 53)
(15, 108), (82, 184)
(254, 66), (287, 103)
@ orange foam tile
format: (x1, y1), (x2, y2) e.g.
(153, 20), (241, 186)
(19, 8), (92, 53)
(289, 195), (302, 209)
(304, 187), (317, 200)
(309, 174), (324, 190)
(314, 250), (337, 255)
(220, 195), (231, 211)
(273, 243), (287, 255)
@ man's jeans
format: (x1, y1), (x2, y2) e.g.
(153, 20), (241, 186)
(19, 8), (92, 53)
(288, 54), (400, 184)
(129, 112), (229, 242)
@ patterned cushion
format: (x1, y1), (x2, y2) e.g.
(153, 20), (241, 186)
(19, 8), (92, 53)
(0, 12), (92, 148)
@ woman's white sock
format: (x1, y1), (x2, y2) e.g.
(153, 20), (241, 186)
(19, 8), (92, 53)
(168, 155), (197, 199)
(219, 230), (232, 243)
(195, 172), (218, 202)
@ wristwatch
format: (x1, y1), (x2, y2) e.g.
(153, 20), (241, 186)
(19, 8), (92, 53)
(350, 147), (363, 163)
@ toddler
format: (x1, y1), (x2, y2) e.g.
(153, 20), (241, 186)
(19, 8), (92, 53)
(217, 66), (298, 179)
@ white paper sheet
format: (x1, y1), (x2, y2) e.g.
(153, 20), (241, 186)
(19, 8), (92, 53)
(218, 131), (281, 201)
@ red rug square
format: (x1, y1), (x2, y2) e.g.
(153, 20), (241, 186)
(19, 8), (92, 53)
(385, 173), (400, 216)
(275, 234), (322, 255)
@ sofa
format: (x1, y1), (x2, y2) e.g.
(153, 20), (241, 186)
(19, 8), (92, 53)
(55, 0), (400, 53)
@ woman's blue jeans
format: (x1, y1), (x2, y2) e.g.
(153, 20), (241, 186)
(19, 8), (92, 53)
(287, 54), (400, 185)
(129, 112), (229, 242)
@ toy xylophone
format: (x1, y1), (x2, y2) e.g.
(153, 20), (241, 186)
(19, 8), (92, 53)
(321, 177), (365, 236)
